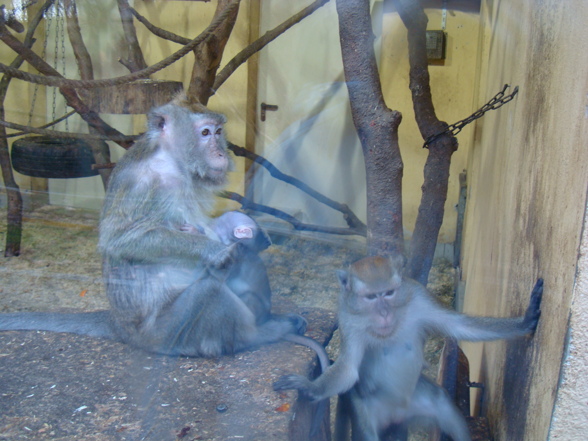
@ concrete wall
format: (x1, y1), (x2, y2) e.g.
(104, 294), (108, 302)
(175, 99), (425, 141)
(549, 202), (588, 439)
(459, 0), (588, 440)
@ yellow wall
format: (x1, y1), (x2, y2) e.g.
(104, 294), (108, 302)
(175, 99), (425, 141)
(380, 8), (480, 243)
(460, 0), (588, 439)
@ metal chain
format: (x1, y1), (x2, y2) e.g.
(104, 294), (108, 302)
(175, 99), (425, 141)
(423, 84), (519, 148)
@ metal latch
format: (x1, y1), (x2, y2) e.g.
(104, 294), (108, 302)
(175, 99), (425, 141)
(260, 103), (278, 121)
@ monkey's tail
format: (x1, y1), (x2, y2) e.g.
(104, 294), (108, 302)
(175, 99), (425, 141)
(0, 311), (116, 339)
(283, 333), (330, 372)
(283, 334), (331, 439)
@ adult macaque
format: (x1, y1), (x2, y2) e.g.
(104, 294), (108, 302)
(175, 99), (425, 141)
(0, 96), (311, 358)
(274, 255), (543, 441)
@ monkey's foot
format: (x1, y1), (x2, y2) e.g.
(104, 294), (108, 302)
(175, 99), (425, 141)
(273, 374), (315, 396)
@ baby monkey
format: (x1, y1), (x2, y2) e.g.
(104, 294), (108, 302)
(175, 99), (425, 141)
(183, 211), (329, 370)
(274, 255), (543, 441)
(180, 211), (272, 322)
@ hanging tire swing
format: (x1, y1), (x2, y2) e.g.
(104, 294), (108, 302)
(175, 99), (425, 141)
(11, 136), (99, 179)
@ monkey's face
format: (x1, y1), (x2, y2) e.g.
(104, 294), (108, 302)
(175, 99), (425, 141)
(338, 255), (406, 339)
(190, 116), (232, 186)
(355, 284), (406, 339)
(148, 103), (232, 188)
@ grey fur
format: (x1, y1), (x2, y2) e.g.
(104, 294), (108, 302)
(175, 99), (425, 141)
(274, 255), (543, 441)
(0, 102), (307, 357)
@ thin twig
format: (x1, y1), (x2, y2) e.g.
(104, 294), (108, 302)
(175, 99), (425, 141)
(0, 118), (137, 142)
(221, 191), (365, 237)
(228, 142), (366, 233)
(4, 110), (76, 138)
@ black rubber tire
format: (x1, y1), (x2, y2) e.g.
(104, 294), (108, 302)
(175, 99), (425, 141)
(11, 136), (99, 179)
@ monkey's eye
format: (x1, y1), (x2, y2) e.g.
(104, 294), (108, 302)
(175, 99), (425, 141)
(383, 290), (395, 297)
(201, 128), (211, 136)
(215, 128), (222, 135)
(365, 294), (378, 301)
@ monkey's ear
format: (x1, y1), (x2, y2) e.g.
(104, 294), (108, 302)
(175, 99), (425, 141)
(233, 226), (253, 240)
(337, 270), (350, 289)
(148, 111), (166, 132)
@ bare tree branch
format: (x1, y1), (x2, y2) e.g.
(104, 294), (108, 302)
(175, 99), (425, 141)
(0, 0), (56, 257)
(0, 0), (241, 90)
(221, 191), (365, 237)
(117, 0), (148, 73)
(0, 16), (133, 149)
(4, 110), (76, 138)
(228, 142), (366, 233)
(64, 0), (112, 187)
(189, 0), (240, 104)
(64, 0), (93, 80)
(129, 6), (191, 45)
(336, 0), (404, 255)
(394, 0), (458, 285)
(0, 118), (136, 141)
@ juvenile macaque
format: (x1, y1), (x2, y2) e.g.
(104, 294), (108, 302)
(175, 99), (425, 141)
(274, 255), (543, 441)
(0, 96), (310, 358)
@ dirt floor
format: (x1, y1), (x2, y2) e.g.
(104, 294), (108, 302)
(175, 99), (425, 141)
(0, 204), (456, 440)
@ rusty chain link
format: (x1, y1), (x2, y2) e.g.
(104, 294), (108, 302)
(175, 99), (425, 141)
(423, 84), (519, 148)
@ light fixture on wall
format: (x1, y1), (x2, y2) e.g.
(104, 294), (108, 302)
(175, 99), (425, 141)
(426, 30), (446, 61)
(426, 0), (448, 62)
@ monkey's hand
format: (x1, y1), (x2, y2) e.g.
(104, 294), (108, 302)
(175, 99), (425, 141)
(273, 375), (319, 400)
(180, 223), (204, 235)
(522, 278), (543, 333)
(205, 242), (238, 268)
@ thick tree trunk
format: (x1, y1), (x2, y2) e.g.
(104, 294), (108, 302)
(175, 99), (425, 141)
(395, 0), (458, 285)
(117, 0), (148, 73)
(188, 0), (240, 104)
(336, 0), (404, 255)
